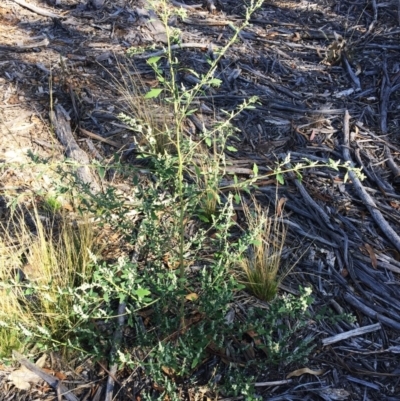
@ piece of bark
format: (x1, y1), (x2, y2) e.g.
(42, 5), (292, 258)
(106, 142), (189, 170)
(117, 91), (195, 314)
(49, 105), (100, 193)
(12, 351), (79, 401)
(136, 1), (168, 44)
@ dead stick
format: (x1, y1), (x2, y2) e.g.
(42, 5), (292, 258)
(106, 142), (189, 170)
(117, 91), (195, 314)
(367, 0), (378, 34)
(342, 110), (400, 252)
(12, 351), (79, 401)
(137, 43), (221, 59)
(254, 379), (292, 387)
(322, 323), (381, 346)
(384, 146), (400, 179)
(50, 104), (100, 194)
(170, 0), (203, 9)
(105, 302), (126, 401)
(343, 292), (400, 331)
(11, 0), (61, 18)
(79, 127), (122, 148)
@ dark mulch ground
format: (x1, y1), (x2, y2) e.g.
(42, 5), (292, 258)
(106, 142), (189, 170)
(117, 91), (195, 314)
(1, 0), (400, 399)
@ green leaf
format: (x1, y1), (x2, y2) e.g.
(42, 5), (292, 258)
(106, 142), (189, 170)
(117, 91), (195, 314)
(144, 88), (163, 99)
(185, 108), (197, 116)
(343, 171), (349, 183)
(208, 78), (222, 87)
(276, 173), (284, 185)
(198, 214), (210, 223)
(194, 165), (201, 177)
(97, 166), (106, 179)
(147, 56), (161, 65)
(205, 137), (212, 147)
(191, 356), (200, 369)
(134, 288), (151, 298)
(253, 163), (258, 176)
(226, 145), (237, 152)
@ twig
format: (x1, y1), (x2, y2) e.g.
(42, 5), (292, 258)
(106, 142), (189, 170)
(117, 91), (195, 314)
(354, 121), (400, 153)
(322, 323), (381, 346)
(0, 38), (49, 53)
(170, 0), (203, 9)
(254, 379), (292, 387)
(79, 127), (122, 148)
(384, 146), (400, 179)
(398, 0), (400, 26)
(338, 345), (400, 355)
(136, 43), (220, 58)
(380, 57), (391, 134)
(105, 302), (126, 401)
(343, 292), (400, 331)
(342, 53), (361, 90)
(342, 110), (400, 252)
(11, 0), (61, 18)
(367, 0), (378, 34)
(182, 17), (231, 26)
(12, 351), (79, 401)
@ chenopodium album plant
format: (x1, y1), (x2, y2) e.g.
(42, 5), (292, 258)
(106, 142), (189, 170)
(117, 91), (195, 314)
(95, 0), (318, 396)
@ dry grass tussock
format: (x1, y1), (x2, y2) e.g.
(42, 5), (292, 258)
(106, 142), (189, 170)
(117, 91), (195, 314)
(106, 58), (177, 155)
(0, 198), (100, 357)
(237, 198), (293, 302)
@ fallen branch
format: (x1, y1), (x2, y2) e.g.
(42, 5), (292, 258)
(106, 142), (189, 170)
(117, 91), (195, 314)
(342, 110), (400, 252)
(49, 105), (100, 194)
